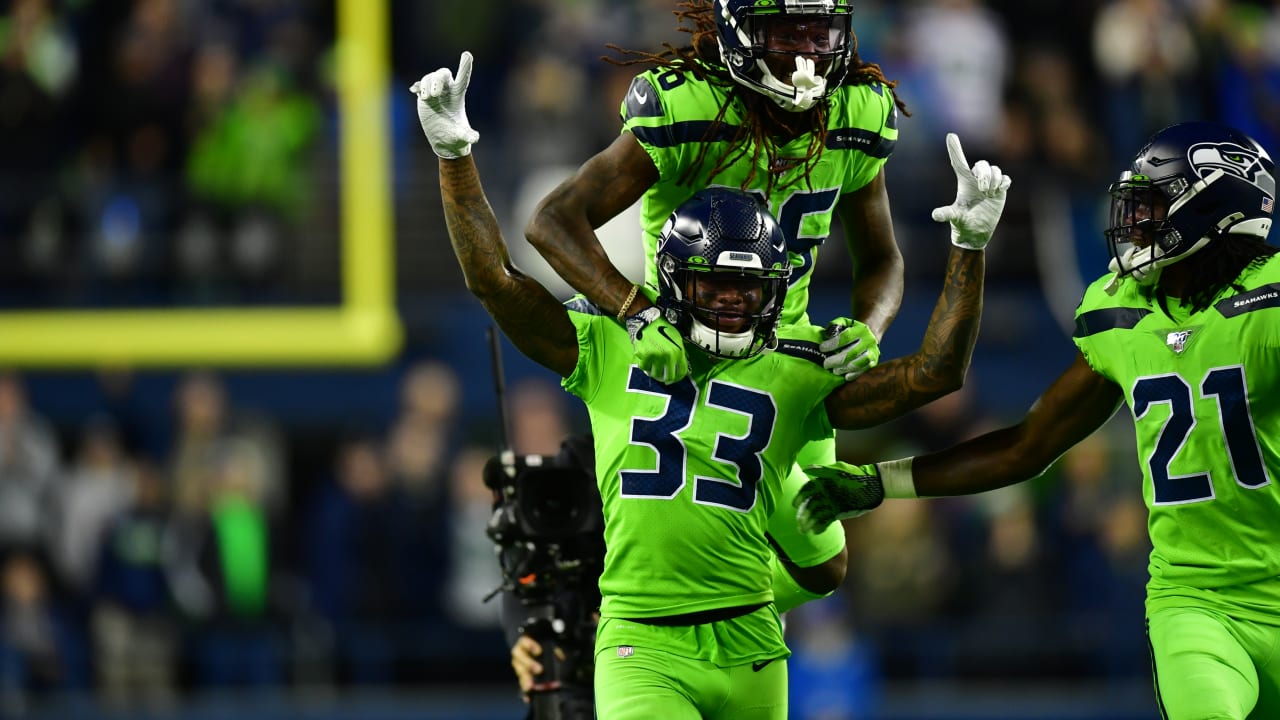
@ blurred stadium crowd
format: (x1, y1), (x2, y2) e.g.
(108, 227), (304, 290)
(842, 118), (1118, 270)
(0, 0), (1277, 717)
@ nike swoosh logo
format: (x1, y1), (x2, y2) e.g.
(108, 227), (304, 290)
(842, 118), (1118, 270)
(752, 658), (776, 672)
(657, 325), (680, 347)
(633, 89), (648, 104)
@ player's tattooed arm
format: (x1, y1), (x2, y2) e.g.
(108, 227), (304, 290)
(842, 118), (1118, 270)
(440, 156), (579, 377)
(825, 246), (984, 430)
(525, 132), (659, 318)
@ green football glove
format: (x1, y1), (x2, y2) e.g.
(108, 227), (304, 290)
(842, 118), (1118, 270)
(819, 318), (880, 381)
(793, 461), (886, 533)
(625, 306), (689, 384)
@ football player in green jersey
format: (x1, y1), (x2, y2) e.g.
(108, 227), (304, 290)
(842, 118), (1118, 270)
(795, 121), (1280, 720)
(524, 0), (910, 615)
(415, 53), (1009, 719)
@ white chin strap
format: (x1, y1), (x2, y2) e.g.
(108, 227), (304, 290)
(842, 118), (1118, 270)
(759, 55), (827, 111)
(688, 318), (755, 357)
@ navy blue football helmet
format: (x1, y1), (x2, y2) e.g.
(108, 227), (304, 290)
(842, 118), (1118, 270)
(656, 188), (790, 359)
(714, 0), (854, 112)
(1106, 122), (1275, 284)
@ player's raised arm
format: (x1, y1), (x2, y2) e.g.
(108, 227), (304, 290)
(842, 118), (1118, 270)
(525, 132), (658, 318)
(413, 53), (578, 378)
(825, 134), (1010, 429)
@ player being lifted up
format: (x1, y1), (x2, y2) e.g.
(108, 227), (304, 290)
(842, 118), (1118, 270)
(415, 51), (1009, 719)
(525, 0), (915, 613)
(795, 121), (1280, 720)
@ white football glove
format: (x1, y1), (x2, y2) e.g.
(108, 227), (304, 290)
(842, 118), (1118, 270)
(931, 133), (1011, 250)
(410, 51), (480, 159)
(819, 317), (880, 381)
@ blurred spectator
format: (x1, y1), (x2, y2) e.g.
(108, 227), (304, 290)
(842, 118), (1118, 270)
(183, 57), (322, 296)
(903, 0), (1010, 154)
(1217, 2), (1280, 155)
(168, 370), (286, 519)
(1046, 423), (1149, 682)
(0, 372), (60, 550)
(91, 461), (179, 713)
(509, 377), (573, 457)
(845, 500), (958, 679)
(0, 0), (77, 293)
(951, 484), (1063, 678)
(387, 360), (460, 502)
(0, 548), (87, 716)
(48, 417), (136, 596)
(304, 433), (423, 685)
(184, 437), (285, 689)
(1093, 0), (1199, 159)
(441, 446), (504, 632)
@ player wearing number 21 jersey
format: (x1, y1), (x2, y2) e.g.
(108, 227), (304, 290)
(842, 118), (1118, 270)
(795, 121), (1280, 720)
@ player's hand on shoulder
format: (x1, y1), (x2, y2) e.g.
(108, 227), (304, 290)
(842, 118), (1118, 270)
(626, 301), (689, 385)
(819, 317), (879, 381)
(410, 51), (480, 158)
(793, 461), (885, 533)
(931, 133), (1012, 250)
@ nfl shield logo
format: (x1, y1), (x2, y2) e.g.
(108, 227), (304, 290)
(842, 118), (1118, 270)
(1166, 330), (1192, 353)
(618, 646), (634, 658)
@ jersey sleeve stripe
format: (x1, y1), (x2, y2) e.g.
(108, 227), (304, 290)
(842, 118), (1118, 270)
(630, 121), (738, 149)
(774, 339), (824, 366)
(1215, 283), (1280, 318)
(1073, 306), (1151, 338)
(825, 128), (894, 157)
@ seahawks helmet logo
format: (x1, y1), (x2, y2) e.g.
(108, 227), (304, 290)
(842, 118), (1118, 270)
(1188, 142), (1277, 197)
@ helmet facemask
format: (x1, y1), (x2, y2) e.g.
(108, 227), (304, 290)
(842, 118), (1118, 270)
(654, 188), (792, 360)
(716, 1), (854, 112)
(1103, 123), (1276, 293)
(1105, 173), (1185, 286)
(659, 261), (788, 359)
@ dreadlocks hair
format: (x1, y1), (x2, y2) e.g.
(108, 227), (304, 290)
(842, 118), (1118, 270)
(603, 0), (909, 197)
(1151, 235), (1279, 314)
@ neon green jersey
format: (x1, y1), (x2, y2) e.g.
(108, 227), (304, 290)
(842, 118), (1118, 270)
(1072, 254), (1280, 600)
(561, 297), (843, 620)
(621, 67), (898, 327)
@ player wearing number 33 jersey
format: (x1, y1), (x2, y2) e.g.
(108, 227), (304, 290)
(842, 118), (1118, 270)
(422, 33), (1007, 715)
(564, 299), (842, 627)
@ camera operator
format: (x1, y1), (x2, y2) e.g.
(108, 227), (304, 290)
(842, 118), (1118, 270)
(505, 588), (599, 712)
(491, 434), (602, 720)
